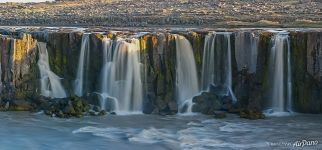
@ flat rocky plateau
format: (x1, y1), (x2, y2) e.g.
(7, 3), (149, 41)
(0, 0), (321, 27)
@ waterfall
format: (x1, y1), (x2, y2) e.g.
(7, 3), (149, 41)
(74, 33), (90, 97)
(235, 32), (259, 73)
(201, 33), (236, 102)
(287, 37), (292, 112)
(175, 35), (199, 113)
(226, 33), (237, 102)
(99, 36), (116, 111)
(37, 42), (67, 98)
(99, 37), (143, 114)
(268, 33), (292, 114)
(201, 34), (216, 90)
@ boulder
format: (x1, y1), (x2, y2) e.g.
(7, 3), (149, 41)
(239, 109), (265, 120)
(214, 111), (227, 119)
(192, 92), (222, 115)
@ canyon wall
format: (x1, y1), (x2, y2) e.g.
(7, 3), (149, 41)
(0, 28), (321, 114)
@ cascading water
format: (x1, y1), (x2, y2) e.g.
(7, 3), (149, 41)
(201, 33), (236, 102)
(99, 37), (143, 114)
(225, 33), (237, 102)
(235, 32), (259, 73)
(99, 36), (117, 111)
(201, 34), (216, 90)
(268, 32), (292, 114)
(74, 33), (90, 97)
(37, 42), (67, 98)
(175, 35), (199, 113)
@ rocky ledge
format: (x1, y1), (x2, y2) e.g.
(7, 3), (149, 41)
(0, 27), (322, 119)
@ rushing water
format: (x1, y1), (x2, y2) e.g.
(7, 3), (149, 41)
(267, 33), (292, 114)
(99, 36), (114, 111)
(201, 33), (216, 91)
(37, 42), (67, 98)
(0, 112), (321, 150)
(74, 34), (90, 97)
(98, 38), (143, 114)
(235, 32), (259, 73)
(201, 33), (236, 102)
(175, 35), (199, 113)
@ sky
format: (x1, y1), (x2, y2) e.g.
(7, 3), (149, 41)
(0, 0), (54, 3)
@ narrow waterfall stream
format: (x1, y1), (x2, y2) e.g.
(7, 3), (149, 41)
(37, 42), (67, 98)
(201, 33), (237, 102)
(74, 33), (90, 97)
(225, 33), (237, 102)
(175, 35), (199, 113)
(99, 38), (143, 114)
(201, 33), (216, 91)
(267, 32), (292, 115)
(235, 32), (259, 73)
(99, 36), (114, 111)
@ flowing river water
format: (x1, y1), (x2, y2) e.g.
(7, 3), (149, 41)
(0, 112), (321, 150)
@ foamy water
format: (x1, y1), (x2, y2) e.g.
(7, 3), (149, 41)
(0, 112), (321, 150)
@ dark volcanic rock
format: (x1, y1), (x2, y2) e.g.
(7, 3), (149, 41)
(214, 111), (227, 119)
(43, 96), (94, 118)
(192, 92), (222, 115)
(239, 109), (265, 120)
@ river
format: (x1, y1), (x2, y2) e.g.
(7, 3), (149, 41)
(0, 112), (321, 150)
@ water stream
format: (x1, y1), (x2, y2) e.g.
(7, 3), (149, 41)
(175, 35), (199, 113)
(0, 112), (320, 150)
(267, 32), (292, 115)
(99, 38), (143, 114)
(201, 32), (236, 102)
(37, 42), (67, 98)
(74, 33), (90, 97)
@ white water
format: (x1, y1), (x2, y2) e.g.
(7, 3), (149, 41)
(201, 34), (216, 90)
(74, 33), (90, 97)
(0, 112), (321, 150)
(99, 38), (143, 113)
(37, 42), (67, 98)
(175, 35), (199, 113)
(98, 36), (114, 111)
(201, 33), (237, 102)
(225, 34), (237, 102)
(269, 33), (292, 113)
(235, 32), (259, 73)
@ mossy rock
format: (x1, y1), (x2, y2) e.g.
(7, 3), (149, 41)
(214, 111), (227, 119)
(239, 109), (265, 120)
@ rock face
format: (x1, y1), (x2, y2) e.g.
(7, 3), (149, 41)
(0, 33), (38, 107)
(0, 27), (322, 115)
(233, 31), (272, 112)
(140, 33), (177, 115)
(291, 31), (322, 113)
(192, 92), (222, 115)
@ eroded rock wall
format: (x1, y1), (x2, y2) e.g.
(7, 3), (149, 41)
(0, 28), (321, 114)
(0, 33), (38, 104)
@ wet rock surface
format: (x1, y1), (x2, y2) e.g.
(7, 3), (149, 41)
(40, 96), (105, 118)
(0, 27), (322, 116)
(192, 92), (222, 115)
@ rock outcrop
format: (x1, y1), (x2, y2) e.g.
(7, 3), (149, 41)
(0, 27), (321, 116)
